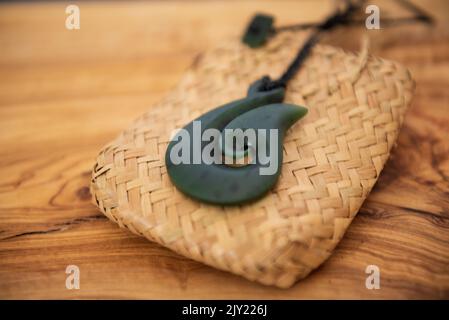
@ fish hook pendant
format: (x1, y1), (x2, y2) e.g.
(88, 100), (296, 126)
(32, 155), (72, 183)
(165, 78), (307, 205)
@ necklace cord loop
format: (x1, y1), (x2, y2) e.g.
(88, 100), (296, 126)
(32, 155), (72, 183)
(255, 0), (432, 92)
(259, 0), (362, 91)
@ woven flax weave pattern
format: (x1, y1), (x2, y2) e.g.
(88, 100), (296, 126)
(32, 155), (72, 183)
(90, 31), (414, 288)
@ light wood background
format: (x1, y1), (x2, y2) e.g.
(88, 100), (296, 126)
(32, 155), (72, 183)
(0, 0), (448, 299)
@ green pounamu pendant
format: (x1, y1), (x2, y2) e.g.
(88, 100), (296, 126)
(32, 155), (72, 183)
(165, 78), (307, 205)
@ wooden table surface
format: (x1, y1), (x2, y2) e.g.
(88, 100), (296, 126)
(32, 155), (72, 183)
(1, 0), (448, 299)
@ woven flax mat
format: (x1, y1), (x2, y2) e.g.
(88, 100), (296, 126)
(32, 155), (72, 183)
(91, 31), (414, 288)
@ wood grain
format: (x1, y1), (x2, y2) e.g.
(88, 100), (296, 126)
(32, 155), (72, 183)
(0, 0), (448, 299)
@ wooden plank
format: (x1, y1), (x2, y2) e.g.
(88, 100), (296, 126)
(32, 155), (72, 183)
(0, 0), (448, 299)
